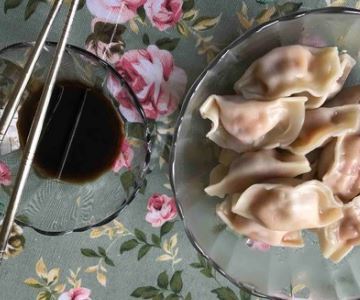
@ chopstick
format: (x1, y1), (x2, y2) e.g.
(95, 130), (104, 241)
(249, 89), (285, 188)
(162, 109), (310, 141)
(0, 0), (63, 142)
(0, 0), (80, 263)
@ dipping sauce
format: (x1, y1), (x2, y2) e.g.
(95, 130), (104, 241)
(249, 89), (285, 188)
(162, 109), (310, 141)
(17, 81), (123, 183)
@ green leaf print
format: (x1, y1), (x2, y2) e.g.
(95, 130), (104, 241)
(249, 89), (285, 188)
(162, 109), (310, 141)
(120, 170), (136, 195)
(185, 292), (192, 300)
(155, 38), (180, 51)
(104, 256), (115, 267)
(189, 263), (202, 268)
(139, 178), (148, 194)
(4, 0), (23, 13)
(80, 248), (101, 257)
(182, 0), (194, 12)
(170, 271), (183, 293)
(25, 0), (46, 20)
(130, 270), (190, 299)
(239, 289), (252, 300)
(98, 247), (107, 257)
(134, 228), (147, 243)
(165, 295), (179, 300)
(142, 33), (150, 46)
(151, 234), (161, 247)
(211, 287), (239, 300)
(131, 286), (159, 298)
(138, 244), (151, 260)
(126, 123), (146, 140)
(200, 268), (213, 278)
(160, 221), (175, 237)
(157, 271), (169, 289)
(137, 6), (146, 22)
(120, 239), (139, 254)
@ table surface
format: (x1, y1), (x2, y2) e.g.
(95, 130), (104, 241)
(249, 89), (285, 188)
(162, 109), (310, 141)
(0, 1), (358, 299)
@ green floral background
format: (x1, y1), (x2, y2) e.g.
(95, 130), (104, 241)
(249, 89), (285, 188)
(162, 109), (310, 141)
(0, 0), (359, 299)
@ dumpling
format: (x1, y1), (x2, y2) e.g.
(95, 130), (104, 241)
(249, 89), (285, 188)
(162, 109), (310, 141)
(318, 135), (360, 202)
(326, 85), (360, 107)
(317, 196), (360, 263)
(234, 45), (355, 108)
(298, 53), (356, 108)
(199, 94), (306, 153)
(218, 148), (238, 166)
(232, 179), (343, 231)
(205, 149), (310, 198)
(333, 54), (357, 97)
(287, 104), (360, 155)
(216, 199), (304, 248)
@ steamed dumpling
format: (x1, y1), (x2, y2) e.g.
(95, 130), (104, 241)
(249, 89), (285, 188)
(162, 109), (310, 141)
(205, 149), (310, 198)
(317, 196), (360, 263)
(293, 53), (355, 108)
(234, 45), (355, 108)
(318, 135), (360, 202)
(287, 104), (360, 155)
(333, 54), (357, 96)
(199, 95), (306, 153)
(218, 148), (238, 166)
(216, 199), (304, 247)
(232, 179), (343, 231)
(326, 85), (360, 107)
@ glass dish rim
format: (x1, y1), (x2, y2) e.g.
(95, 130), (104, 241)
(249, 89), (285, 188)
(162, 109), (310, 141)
(0, 41), (152, 236)
(169, 6), (360, 300)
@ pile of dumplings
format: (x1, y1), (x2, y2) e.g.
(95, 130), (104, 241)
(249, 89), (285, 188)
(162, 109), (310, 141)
(199, 45), (360, 263)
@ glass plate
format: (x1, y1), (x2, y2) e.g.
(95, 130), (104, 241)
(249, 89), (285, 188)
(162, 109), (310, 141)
(171, 7), (360, 300)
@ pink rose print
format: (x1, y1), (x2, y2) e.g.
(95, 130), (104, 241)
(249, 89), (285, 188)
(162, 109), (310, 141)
(246, 239), (271, 252)
(59, 287), (92, 300)
(107, 75), (143, 123)
(112, 139), (134, 172)
(144, 0), (183, 31)
(145, 193), (177, 227)
(0, 161), (11, 186)
(115, 45), (187, 120)
(86, 0), (146, 24)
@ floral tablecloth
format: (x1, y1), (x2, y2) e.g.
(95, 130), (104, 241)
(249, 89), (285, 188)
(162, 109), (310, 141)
(0, 0), (359, 299)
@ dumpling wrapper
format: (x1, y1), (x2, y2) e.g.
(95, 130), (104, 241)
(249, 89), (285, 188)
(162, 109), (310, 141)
(318, 135), (360, 202)
(316, 196), (360, 263)
(286, 104), (360, 155)
(199, 95), (306, 153)
(326, 85), (360, 107)
(234, 45), (355, 108)
(216, 199), (304, 248)
(205, 149), (310, 198)
(218, 149), (238, 166)
(232, 179), (343, 231)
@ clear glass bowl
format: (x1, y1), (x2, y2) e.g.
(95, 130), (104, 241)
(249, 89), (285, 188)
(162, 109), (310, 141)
(170, 7), (360, 300)
(0, 42), (151, 234)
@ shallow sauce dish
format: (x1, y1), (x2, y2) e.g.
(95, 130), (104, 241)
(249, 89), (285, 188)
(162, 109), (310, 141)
(171, 7), (360, 300)
(0, 42), (150, 235)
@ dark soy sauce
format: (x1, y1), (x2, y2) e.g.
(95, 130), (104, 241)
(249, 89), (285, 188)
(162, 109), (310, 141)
(17, 81), (124, 183)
